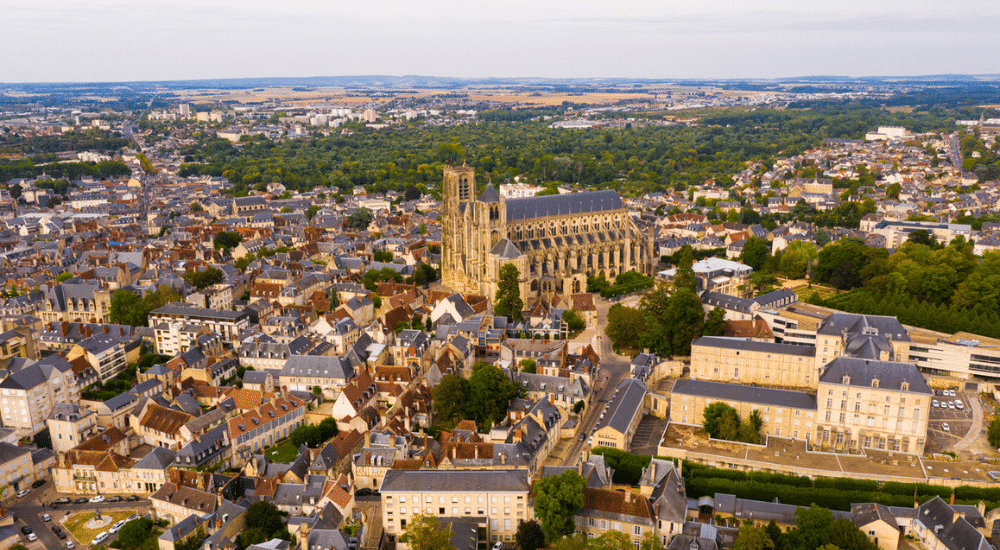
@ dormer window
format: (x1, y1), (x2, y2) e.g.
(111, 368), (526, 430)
(842, 375), (850, 385)
(901, 381), (909, 391)
(871, 379), (879, 388)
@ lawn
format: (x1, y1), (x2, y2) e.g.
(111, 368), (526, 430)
(264, 439), (302, 462)
(63, 509), (134, 544)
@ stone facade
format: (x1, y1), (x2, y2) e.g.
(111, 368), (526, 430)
(441, 164), (654, 300)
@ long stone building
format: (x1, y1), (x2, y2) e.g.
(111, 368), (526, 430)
(441, 164), (655, 300)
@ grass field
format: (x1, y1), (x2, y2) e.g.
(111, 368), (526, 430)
(264, 439), (301, 462)
(63, 509), (134, 545)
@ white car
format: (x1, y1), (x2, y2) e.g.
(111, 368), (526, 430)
(956, 400), (964, 410)
(949, 402), (955, 410)
(128, 514), (141, 522)
(110, 520), (127, 534)
(943, 423), (950, 431)
(26, 533), (37, 542)
(493, 542), (504, 550)
(66, 542), (75, 549)
(15, 489), (29, 498)
(93, 532), (109, 544)
(42, 513), (51, 522)
(932, 399), (939, 408)
(89, 495), (105, 503)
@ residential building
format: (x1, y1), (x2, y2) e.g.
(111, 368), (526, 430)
(0, 355), (79, 436)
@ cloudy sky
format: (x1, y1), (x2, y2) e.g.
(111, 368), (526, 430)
(2, 0), (998, 83)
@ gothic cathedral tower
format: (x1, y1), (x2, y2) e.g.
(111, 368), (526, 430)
(441, 164), (475, 292)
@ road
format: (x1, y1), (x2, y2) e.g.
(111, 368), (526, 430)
(10, 497), (151, 549)
(560, 296), (635, 466)
(949, 133), (963, 170)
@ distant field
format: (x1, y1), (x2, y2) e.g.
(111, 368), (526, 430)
(168, 85), (766, 108)
(885, 105), (914, 113)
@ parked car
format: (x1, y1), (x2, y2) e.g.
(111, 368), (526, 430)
(956, 400), (964, 410)
(932, 399), (939, 408)
(73, 497), (88, 504)
(66, 542), (76, 549)
(126, 495), (140, 502)
(107, 495), (122, 502)
(943, 423), (950, 431)
(32, 479), (46, 488)
(54, 497), (71, 504)
(493, 542), (504, 550)
(26, 533), (36, 542)
(15, 489), (29, 498)
(42, 513), (51, 522)
(93, 532), (109, 544)
(19, 527), (31, 536)
(55, 530), (67, 540)
(110, 520), (127, 534)
(949, 402), (955, 410)
(89, 495), (105, 503)
(52, 525), (62, 534)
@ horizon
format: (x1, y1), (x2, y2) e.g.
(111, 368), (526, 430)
(3, 0), (998, 84)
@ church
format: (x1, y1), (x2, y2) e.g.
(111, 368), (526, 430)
(441, 164), (655, 301)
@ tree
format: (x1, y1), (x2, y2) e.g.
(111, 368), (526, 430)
(764, 520), (787, 550)
(213, 231), (242, 251)
(739, 237), (771, 270)
(907, 229), (937, 247)
(703, 402), (740, 439)
(183, 267), (224, 291)
(237, 500), (287, 549)
(495, 263), (524, 322)
(190, 201), (203, 212)
(673, 245), (697, 292)
(605, 304), (645, 351)
(413, 263), (438, 286)
(109, 289), (147, 327)
(533, 470), (586, 542)
(815, 228), (831, 248)
(400, 515), (458, 550)
(563, 309), (586, 331)
(787, 504), (834, 550)
(733, 524), (775, 550)
(306, 204), (321, 220)
(346, 207), (373, 230)
(590, 531), (633, 550)
(519, 358), (537, 374)
(117, 518), (153, 550)
(55, 271), (74, 282)
(515, 520), (546, 550)
(404, 184), (422, 201)
(988, 416), (1000, 447)
(639, 531), (665, 550)
(433, 374), (470, 428)
(703, 307), (727, 336)
(373, 250), (394, 262)
(468, 363), (522, 428)
(778, 241), (818, 280)
(828, 518), (878, 550)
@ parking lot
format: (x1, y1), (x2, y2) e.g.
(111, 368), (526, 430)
(924, 390), (975, 455)
(9, 492), (151, 550)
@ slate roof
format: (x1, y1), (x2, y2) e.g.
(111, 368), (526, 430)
(476, 183), (500, 203)
(595, 378), (647, 434)
(672, 379), (817, 410)
(820, 357), (932, 394)
(506, 190), (625, 221)
(692, 336), (815, 357)
(281, 355), (355, 381)
(489, 238), (523, 259)
(380, 469), (529, 492)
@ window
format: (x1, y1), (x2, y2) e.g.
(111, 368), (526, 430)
(588, 518), (596, 527)
(633, 526), (642, 535)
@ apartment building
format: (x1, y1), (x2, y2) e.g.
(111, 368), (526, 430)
(380, 469), (531, 546)
(228, 393), (308, 464)
(591, 379), (649, 450)
(815, 313), (911, 370)
(47, 403), (98, 455)
(670, 379), (818, 442)
(815, 357), (932, 454)
(690, 337), (817, 389)
(149, 303), (251, 353)
(0, 355), (80, 436)
(40, 281), (112, 324)
(907, 331), (1000, 380)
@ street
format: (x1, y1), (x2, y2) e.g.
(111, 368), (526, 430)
(560, 296), (636, 466)
(9, 492), (151, 550)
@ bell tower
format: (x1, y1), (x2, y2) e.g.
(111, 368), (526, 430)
(442, 163), (476, 292)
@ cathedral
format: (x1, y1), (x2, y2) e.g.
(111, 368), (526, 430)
(441, 164), (655, 301)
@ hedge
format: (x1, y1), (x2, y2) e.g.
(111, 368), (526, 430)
(813, 477), (879, 492)
(882, 481), (952, 499)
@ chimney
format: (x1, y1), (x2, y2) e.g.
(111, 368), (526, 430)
(650, 462), (656, 482)
(102, 325), (109, 333)
(624, 490), (631, 504)
(365, 430), (372, 448)
(451, 447), (457, 460)
(514, 428), (522, 443)
(215, 515), (222, 530)
(950, 493), (955, 506)
(978, 501), (986, 515)
(84, 325), (91, 337)
(549, 394), (554, 406)
(474, 446), (479, 460)
(501, 452), (506, 465)
(577, 460), (583, 476)
(61, 322), (69, 337)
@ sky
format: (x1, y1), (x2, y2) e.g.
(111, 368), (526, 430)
(1, 0), (998, 83)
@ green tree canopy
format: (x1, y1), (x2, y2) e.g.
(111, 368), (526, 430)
(515, 519), (546, 550)
(433, 374), (471, 428)
(563, 309), (586, 331)
(739, 237), (771, 270)
(346, 207), (373, 230)
(213, 231), (242, 251)
(468, 362), (523, 429)
(533, 470), (586, 542)
(605, 304), (646, 351)
(702, 307), (727, 336)
(117, 517), (153, 550)
(183, 267), (224, 291)
(495, 263), (524, 321)
(399, 515), (458, 550)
